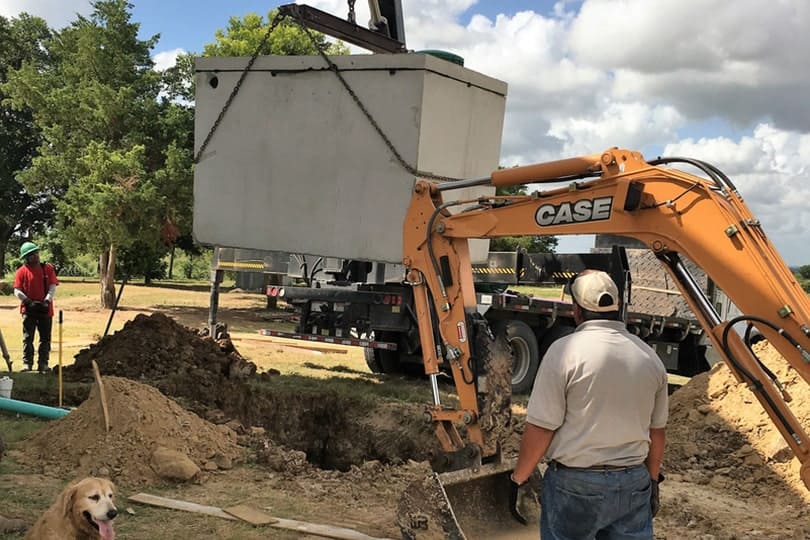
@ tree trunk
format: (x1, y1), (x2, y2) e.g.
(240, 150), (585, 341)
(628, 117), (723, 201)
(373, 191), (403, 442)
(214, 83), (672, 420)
(99, 246), (117, 308)
(0, 225), (10, 279)
(0, 243), (6, 280)
(168, 246), (175, 279)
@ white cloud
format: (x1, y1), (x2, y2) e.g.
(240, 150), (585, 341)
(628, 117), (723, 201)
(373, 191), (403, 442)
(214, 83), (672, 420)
(152, 48), (185, 71)
(664, 126), (810, 259)
(0, 0), (91, 29)
(569, 0), (810, 131)
(392, 0), (810, 263)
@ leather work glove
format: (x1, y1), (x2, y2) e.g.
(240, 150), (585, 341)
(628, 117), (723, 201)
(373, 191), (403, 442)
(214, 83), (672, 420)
(23, 298), (33, 308)
(651, 473), (664, 517)
(509, 474), (529, 525)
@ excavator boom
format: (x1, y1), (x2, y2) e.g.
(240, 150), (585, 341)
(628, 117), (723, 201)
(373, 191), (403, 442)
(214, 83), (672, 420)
(399, 147), (810, 538)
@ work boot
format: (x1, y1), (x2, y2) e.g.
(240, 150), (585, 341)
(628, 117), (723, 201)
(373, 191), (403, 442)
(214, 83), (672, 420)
(21, 364), (33, 373)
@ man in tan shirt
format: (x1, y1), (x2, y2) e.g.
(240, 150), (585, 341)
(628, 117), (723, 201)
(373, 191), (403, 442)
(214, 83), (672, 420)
(511, 270), (668, 539)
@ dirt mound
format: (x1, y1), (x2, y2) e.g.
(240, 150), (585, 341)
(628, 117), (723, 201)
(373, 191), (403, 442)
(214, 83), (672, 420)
(17, 377), (243, 486)
(65, 312), (256, 403)
(666, 341), (810, 504)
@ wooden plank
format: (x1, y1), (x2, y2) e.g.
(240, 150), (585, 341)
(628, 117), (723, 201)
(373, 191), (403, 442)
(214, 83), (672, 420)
(91, 359), (110, 433)
(268, 517), (394, 540)
(130, 493), (394, 540)
(223, 504), (279, 525)
(128, 493), (236, 520)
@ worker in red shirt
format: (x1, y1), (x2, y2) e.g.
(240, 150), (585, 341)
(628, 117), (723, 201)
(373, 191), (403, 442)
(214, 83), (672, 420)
(13, 242), (59, 373)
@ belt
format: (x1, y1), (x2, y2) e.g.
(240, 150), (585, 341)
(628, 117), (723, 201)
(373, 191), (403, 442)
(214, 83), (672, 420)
(549, 460), (640, 472)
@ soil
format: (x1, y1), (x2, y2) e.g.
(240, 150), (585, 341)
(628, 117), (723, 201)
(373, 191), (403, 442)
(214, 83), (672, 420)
(66, 312), (258, 388)
(8, 311), (810, 539)
(14, 376), (243, 486)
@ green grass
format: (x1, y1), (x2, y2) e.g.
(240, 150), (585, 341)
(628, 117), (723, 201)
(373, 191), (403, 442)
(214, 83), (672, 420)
(0, 411), (48, 445)
(511, 284), (568, 300)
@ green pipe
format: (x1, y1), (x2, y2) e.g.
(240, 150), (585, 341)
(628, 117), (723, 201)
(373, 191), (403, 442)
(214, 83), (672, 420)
(0, 396), (70, 419)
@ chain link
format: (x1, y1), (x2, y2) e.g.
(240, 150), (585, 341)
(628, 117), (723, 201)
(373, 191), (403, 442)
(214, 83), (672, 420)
(193, 12), (286, 164)
(347, 0), (356, 24)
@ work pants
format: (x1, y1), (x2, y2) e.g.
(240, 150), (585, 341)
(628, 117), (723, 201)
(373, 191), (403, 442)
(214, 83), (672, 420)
(22, 314), (53, 371)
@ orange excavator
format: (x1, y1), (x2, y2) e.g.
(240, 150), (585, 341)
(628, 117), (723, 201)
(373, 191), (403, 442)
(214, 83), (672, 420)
(397, 148), (810, 538)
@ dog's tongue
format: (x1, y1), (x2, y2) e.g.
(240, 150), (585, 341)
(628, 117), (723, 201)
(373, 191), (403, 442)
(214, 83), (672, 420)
(96, 519), (115, 540)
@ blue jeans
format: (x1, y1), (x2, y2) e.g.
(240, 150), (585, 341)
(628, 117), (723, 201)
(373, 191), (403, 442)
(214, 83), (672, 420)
(540, 462), (653, 540)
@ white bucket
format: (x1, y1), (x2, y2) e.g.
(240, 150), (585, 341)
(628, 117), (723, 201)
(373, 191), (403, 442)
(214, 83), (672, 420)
(0, 376), (13, 399)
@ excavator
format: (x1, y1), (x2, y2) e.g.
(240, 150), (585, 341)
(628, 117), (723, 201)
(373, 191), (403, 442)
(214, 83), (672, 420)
(397, 148), (810, 539)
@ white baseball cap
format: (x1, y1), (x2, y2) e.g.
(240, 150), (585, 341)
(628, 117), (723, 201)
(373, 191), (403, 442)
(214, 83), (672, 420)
(570, 271), (620, 312)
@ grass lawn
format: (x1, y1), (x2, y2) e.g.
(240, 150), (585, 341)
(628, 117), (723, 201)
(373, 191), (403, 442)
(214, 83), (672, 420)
(0, 276), (369, 378)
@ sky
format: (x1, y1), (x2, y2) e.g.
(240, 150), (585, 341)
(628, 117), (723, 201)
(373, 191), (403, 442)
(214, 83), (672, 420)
(3, 0), (810, 264)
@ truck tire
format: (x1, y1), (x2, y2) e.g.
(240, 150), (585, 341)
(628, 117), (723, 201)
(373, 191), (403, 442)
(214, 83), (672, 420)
(364, 331), (401, 374)
(492, 320), (540, 395)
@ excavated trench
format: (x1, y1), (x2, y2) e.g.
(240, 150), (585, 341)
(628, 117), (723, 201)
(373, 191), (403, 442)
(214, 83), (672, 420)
(209, 381), (440, 471)
(61, 312), (441, 471)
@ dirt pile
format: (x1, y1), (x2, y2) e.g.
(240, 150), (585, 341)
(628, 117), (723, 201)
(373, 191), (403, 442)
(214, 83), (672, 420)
(16, 376), (243, 486)
(65, 312), (257, 404)
(666, 341), (810, 504)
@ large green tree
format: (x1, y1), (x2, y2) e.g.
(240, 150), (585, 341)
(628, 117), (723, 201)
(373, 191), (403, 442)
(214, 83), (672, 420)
(0, 14), (52, 274)
(3, 0), (191, 304)
(165, 9), (350, 104)
(489, 184), (558, 253)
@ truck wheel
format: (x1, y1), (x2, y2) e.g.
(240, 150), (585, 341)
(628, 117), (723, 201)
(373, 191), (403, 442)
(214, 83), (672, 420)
(364, 332), (401, 374)
(492, 320), (540, 395)
(364, 348), (400, 373)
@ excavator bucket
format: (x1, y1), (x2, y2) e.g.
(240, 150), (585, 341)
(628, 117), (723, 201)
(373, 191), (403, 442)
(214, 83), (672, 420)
(397, 327), (541, 539)
(397, 460), (541, 539)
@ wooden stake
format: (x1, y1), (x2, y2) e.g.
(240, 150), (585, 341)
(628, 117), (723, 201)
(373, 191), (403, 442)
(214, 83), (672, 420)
(91, 359), (110, 433)
(58, 310), (63, 408)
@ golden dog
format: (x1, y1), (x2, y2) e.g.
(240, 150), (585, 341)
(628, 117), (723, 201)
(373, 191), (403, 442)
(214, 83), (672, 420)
(25, 477), (117, 540)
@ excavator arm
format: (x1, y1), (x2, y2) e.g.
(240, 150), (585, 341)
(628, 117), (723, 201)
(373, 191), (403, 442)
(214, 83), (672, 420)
(403, 147), (810, 489)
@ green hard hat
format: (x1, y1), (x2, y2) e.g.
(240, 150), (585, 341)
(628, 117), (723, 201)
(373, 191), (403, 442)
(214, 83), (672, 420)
(20, 241), (39, 260)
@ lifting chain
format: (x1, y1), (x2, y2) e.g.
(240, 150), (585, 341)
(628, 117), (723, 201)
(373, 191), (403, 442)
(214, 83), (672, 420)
(196, 9), (466, 183)
(296, 21), (465, 182)
(193, 12), (286, 164)
(347, 0), (357, 24)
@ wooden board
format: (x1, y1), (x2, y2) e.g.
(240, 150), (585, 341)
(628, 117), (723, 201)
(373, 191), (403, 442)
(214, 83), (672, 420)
(129, 493), (395, 540)
(267, 517), (394, 540)
(128, 493), (236, 520)
(223, 504), (279, 525)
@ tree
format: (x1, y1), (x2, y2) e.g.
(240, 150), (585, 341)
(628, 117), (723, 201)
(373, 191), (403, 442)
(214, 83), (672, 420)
(489, 184), (558, 253)
(0, 14), (53, 274)
(797, 265), (810, 280)
(203, 11), (349, 57)
(3, 1), (188, 304)
(159, 10), (350, 265)
(162, 10), (350, 105)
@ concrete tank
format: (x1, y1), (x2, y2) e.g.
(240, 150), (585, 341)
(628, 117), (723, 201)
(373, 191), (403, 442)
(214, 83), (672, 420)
(193, 53), (507, 263)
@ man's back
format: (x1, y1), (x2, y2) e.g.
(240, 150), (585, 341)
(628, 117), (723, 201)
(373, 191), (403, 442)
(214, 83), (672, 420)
(527, 319), (668, 467)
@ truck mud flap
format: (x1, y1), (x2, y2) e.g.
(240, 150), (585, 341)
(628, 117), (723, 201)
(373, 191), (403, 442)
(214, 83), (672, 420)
(396, 460), (541, 539)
